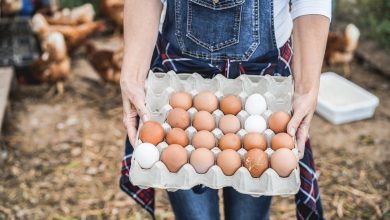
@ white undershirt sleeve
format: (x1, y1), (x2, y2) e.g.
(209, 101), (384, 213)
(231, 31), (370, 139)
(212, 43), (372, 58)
(290, 0), (332, 21)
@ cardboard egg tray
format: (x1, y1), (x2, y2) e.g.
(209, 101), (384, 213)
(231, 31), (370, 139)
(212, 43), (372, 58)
(129, 70), (300, 196)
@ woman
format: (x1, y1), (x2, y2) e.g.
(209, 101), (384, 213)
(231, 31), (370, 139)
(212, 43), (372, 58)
(120, 0), (331, 219)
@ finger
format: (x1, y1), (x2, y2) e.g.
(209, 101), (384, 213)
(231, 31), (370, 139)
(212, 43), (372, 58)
(132, 97), (150, 122)
(128, 120), (137, 146)
(297, 130), (307, 159)
(296, 115), (312, 159)
(287, 108), (305, 137)
(122, 96), (138, 146)
(122, 87), (150, 122)
(126, 108), (139, 147)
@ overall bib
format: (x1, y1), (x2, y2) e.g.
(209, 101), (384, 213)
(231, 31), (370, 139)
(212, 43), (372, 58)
(120, 0), (324, 219)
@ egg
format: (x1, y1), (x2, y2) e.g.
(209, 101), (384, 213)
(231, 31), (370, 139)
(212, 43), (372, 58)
(244, 115), (267, 133)
(270, 148), (297, 177)
(169, 91), (193, 110)
(192, 110), (215, 131)
(139, 121), (165, 145)
(271, 133), (294, 150)
(133, 143), (160, 169)
(166, 108), (190, 129)
(166, 128), (189, 146)
(216, 149), (241, 176)
(243, 132), (267, 151)
(268, 111), (291, 133)
(243, 149), (269, 178)
(245, 93), (267, 115)
(190, 148), (215, 174)
(192, 130), (216, 149)
(218, 114), (241, 134)
(193, 91), (218, 113)
(218, 133), (241, 151)
(161, 144), (188, 173)
(220, 95), (242, 115)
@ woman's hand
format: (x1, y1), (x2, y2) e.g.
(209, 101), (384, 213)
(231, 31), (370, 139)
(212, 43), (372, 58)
(287, 91), (318, 159)
(121, 76), (150, 146)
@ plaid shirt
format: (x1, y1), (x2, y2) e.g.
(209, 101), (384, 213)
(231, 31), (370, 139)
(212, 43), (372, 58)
(120, 35), (324, 220)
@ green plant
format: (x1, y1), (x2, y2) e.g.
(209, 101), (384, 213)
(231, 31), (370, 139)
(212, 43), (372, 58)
(336, 0), (390, 49)
(58, 0), (100, 14)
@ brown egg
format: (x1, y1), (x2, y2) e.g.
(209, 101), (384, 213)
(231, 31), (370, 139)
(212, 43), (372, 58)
(193, 91), (218, 113)
(268, 111), (291, 133)
(218, 133), (241, 151)
(220, 95), (242, 115)
(190, 148), (215, 174)
(169, 91), (193, 110)
(243, 149), (269, 178)
(166, 108), (190, 129)
(192, 110), (215, 131)
(192, 130), (216, 149)
(219, 114), (241, 134)
(216, 149), (241, 176)
(161, 144), (188, 173)
(166, 128), (189, 146)
(139, 121), (164, 145)
(271, 133), (294, 150)
(243, 132), (267, 151)
(270, 148), (297, 177)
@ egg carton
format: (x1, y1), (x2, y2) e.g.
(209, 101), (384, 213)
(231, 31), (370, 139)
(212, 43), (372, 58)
(129, 70), (300, 196)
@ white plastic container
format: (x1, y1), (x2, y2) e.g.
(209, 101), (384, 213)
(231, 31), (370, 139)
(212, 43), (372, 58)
(129, 71), (300, 196)
(316, 72), (379, 125)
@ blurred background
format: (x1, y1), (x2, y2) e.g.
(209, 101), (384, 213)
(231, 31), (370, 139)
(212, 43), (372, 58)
(0, 0), (388, 219)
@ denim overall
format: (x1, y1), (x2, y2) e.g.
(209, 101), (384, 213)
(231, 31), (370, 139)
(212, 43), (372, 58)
(165, 0), (275, 61)
(151, 0), (292, 78)
(120, 0), (324, 219)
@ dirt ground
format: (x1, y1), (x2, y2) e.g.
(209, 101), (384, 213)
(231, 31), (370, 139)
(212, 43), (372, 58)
(0, 39), (389, 219)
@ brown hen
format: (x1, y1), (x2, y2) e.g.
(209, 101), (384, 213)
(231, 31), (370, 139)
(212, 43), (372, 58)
(86, 42), (123, 84)
(325, 24), (360, 78)
(30, 32), (70, 94)
(32, 13), (105, 52)
(45, 3), (95, 25)
(100, 0), (124, 30)
(1, 0), (22, 15)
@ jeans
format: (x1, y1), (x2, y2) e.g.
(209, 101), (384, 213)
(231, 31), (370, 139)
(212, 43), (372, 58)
(168, 187), (272, 220)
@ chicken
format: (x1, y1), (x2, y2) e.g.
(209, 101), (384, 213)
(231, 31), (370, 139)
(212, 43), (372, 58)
(1, 0), (22, 15)
(30, 58), (71, 84)
(41, 30), (68, 62)
(85, 42), (123, 84)
(45, 3), (95, 25)
(30, 32), (71, 94)
(325, 24), (360, 78)
(32, 13), (51, 41)
(100, 0), (124, 30)
(49, 21), (105, 51)
(32, 13), (105, 52)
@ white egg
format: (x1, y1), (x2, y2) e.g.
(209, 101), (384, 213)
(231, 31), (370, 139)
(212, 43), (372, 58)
(245, 94), (267, 115)
(245, 115), (267, 133)
(133, 143), (160, 169)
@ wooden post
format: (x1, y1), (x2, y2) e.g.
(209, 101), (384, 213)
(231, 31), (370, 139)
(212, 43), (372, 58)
(0, 67), (14, 131)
